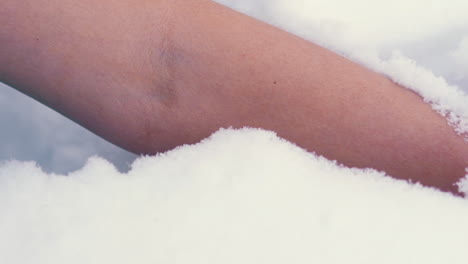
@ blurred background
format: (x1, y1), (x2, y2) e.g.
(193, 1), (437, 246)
(1, 0), (467, 174)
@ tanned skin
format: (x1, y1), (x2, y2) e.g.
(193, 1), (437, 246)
(1, 0), (467, 194)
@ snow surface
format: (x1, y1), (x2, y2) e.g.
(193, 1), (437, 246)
(2, 128), (468, 264)
(2, 0), (468, 263)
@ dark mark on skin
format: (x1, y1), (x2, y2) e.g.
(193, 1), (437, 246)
(146, 19), (183, 108)
(273, 81), (277, 84)
(155, 74), (177, 104)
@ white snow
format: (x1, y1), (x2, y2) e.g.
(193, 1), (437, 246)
(2, 0), (468, 263)
(2, 129), (468, 264)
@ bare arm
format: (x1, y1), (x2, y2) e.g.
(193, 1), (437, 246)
(1, 0), (467, 193)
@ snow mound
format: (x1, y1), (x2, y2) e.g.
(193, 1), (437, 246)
(1, 128), (468, 264)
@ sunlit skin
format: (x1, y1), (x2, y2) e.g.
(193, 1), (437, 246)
(1, 0), (468, 194)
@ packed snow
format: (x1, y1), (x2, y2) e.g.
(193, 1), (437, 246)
(1, 0), (468, 263)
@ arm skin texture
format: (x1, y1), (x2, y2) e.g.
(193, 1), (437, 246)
(1, 0), (468, 194)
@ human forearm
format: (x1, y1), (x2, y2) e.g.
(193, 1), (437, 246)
(1, 0), (467, 193)
(0, 0), (174, 150)
(144, 1), (468, 193)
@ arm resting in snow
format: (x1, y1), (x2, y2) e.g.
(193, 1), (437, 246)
(1, 0), (468, 194)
